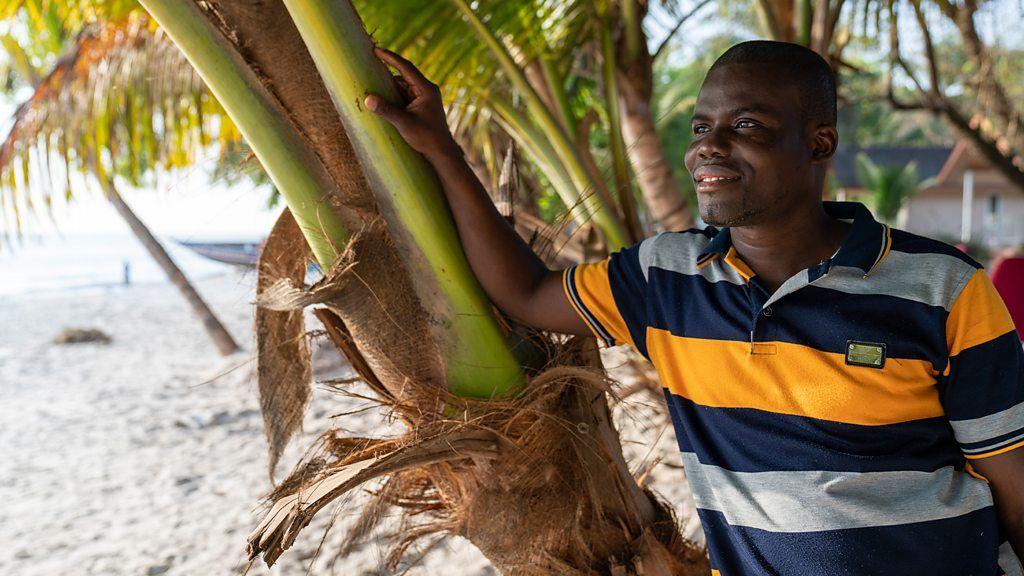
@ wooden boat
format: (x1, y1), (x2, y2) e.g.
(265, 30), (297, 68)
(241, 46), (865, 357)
(175, 239), (262, 266)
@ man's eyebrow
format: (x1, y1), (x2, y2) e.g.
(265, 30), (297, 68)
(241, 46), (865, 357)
(691, 106), (779, 122)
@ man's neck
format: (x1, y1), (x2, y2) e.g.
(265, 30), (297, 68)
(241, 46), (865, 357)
(730, 202), (851, 293)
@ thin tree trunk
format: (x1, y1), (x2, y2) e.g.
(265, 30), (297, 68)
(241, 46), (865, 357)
(615, 3), (692, 234)
(618, 73), (693, 232)
(99, 174), (240, 356)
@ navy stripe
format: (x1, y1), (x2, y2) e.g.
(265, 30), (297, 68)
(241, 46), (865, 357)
(664, 390), (963, 473)
(699, 506), (1001, 576)
(646, 266), (948, 366)
(942, 330), (1024, 421)
(608, 243), (650, 358)
(770, 285), (948, 368)
(565, 266), (615, 347)
(647, 266), (751, 342)
(889, 228), (983, 269)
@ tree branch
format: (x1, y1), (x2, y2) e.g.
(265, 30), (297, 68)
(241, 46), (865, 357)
(652, 0), (715, 61)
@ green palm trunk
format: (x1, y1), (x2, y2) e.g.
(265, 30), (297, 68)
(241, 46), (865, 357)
(140, 0), (523, 397)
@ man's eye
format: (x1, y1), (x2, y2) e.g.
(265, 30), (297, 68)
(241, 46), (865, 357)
(692, 125), (708, 135)
(736, 120), (757, 129)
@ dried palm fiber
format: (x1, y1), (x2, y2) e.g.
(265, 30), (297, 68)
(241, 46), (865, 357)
(247, 311), (708, 574)
(256, 209), (314, 476)
(191, 1), (707, 572)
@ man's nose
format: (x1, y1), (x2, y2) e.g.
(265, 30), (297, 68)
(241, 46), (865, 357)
(695, 127), (731, 159)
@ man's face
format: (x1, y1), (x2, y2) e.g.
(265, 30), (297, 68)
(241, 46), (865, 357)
(683, 63), (816, 227)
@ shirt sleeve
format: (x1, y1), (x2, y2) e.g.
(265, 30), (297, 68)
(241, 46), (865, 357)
(943, 267), (1024, 460)
(562, 239), (651, 356)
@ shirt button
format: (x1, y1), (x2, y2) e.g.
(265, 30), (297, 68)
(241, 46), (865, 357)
(763, 307), (773, 317)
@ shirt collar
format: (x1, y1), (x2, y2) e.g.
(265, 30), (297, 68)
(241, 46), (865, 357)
(696, 201), (890, 274)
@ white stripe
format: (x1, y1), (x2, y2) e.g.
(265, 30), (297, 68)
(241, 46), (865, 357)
(679, 452), (993, 533)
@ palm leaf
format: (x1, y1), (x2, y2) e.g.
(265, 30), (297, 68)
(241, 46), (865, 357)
(0, 13), (241, 237)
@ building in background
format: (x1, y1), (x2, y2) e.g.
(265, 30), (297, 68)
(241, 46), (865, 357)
(832, 142), (1024, 250)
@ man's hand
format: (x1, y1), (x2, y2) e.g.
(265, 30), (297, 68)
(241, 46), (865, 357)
(364, 48), (460, 161)
(359, 47), (590, 339)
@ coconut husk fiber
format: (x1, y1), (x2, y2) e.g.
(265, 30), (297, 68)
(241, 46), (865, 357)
(256, 209), (314, 476)
(252, 248), (708, 574)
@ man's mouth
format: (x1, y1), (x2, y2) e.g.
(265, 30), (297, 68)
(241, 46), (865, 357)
(693, 166), (742, 190)
(694, 170), (741, 192)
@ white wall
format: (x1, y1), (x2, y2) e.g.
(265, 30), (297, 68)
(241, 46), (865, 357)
(903, 192), (1024, 248)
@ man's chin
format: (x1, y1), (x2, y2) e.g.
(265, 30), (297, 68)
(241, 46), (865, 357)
(699, 203), (760, 227)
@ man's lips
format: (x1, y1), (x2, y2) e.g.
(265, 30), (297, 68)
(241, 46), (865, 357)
(693, 165), (742, 191)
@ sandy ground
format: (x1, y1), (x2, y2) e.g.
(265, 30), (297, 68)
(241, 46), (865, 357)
(0, 271), (698, 575)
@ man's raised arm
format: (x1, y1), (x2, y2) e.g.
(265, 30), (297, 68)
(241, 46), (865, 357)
(363, 48), (588, 337)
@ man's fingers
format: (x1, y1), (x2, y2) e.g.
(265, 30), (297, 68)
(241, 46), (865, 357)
(364, 94), (409, 128)
(374, 47), (431, 89)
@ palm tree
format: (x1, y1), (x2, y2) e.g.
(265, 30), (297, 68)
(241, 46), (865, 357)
(133, 0), (707, 573)
(854, 152), (925, 224)
(0, 11), (241, 355)
(355, 0), (708, 238)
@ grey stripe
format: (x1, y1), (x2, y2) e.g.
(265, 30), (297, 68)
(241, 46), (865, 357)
(999, 541), (1024, 576)
(962, 429), (1024, 455)
(950, 402), (1024, 445)
(638, 232), (745, 285)
(764, 271), (812, 309)
(816, 250), (977, 311)
(680, 452), (992, 533)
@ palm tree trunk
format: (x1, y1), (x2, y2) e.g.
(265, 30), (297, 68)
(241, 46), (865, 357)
(615, 3), (692, 234)
(617, 69), (693, 233)
(141, 1), (707, 573)
(99, 173), (240, 356)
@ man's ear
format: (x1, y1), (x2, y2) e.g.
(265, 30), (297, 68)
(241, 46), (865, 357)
(810, 125), (838, 162)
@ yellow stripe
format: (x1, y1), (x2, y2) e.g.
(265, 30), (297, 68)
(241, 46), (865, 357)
(564, 261), (633, 347)
(711, 571), (722, 576)
(947, 269), (1017, 356)
(647, 329), (943, 425)
(865, 224), (893, 277)
(562, 267), (608, 345)
(964, 438), (1024, 460)
(723, 247), (755, 281)
(696, 254), (718, 269)
(963, 461), (990, 483)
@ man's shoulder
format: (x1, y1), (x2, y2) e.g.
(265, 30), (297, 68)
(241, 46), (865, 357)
(632, 227), (718, 277)
(864, 227), (983, 311)
(887, 227), (983, 271)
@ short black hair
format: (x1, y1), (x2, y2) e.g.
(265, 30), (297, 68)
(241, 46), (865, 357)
(708, 40), (837, 127)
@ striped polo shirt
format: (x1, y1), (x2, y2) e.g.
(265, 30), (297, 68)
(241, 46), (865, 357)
(563, 201), (1024, 575)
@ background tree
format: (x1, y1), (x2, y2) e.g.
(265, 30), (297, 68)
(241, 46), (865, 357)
(884, 0), (1023, 190)
(0, 6), (241, 355)
(854, 151), (926, 223)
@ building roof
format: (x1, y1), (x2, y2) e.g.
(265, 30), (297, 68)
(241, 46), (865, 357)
(832, 146), (952, 189)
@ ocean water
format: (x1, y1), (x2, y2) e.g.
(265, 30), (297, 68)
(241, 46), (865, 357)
(0, 234), (255, 299)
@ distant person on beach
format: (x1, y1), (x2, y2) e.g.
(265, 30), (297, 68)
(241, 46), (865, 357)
(365, 40), (1024, 574)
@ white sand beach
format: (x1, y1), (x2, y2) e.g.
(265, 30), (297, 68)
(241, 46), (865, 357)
(0, 259), (698, 575)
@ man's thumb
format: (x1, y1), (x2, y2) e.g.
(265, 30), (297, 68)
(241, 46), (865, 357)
(364, 94), (402, 123)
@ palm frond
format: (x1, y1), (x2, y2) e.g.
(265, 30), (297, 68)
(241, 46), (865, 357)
(0, 13), (241, 237)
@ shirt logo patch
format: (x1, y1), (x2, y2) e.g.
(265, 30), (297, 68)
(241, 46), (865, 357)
(846, 340), (886, 368)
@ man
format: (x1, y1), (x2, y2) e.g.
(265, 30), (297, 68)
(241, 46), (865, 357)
(365, 40), (1023, 574)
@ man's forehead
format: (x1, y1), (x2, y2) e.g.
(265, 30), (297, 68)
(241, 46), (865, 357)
(694, 64), (797, 117)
